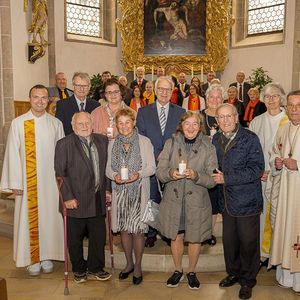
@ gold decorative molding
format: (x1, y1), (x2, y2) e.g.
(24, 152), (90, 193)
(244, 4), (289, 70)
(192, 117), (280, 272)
(116, 0), (234, 75)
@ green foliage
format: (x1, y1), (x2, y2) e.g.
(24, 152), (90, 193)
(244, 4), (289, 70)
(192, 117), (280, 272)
(248, 67), (273, 92)
(90, 73), (102, 97)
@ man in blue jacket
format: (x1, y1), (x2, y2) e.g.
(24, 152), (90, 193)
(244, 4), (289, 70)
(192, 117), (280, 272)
(136, 76), (185, 247)
(212, 103), (264, 300)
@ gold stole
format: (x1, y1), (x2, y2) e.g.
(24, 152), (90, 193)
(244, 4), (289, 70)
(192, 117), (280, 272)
(261, 114), (289, 254)
(24, 119), (40, 264)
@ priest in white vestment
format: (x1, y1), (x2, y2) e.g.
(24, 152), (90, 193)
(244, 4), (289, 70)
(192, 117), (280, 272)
(269, 90), (300, 295)
(0, 85), (64, 276)
(249, 83), (288, 265)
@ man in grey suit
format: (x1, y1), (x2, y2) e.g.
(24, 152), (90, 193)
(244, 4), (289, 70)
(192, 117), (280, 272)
(54, 112), (111, 284)
(48, 72), (73, 100)
(136, 76), (185, 247)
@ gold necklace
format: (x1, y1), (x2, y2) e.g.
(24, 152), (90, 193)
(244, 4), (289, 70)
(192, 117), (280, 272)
(288, 123), (300, 158)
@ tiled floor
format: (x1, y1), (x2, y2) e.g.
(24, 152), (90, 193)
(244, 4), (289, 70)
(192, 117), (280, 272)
(0, 236), (299, 300)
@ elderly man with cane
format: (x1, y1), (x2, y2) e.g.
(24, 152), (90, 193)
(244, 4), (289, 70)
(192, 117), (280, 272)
(54, 111), (111, 283)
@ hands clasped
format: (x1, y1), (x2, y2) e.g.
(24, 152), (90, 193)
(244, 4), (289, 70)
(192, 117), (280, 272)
(114, 172), (140, 185)
(170, 168), (197, 180)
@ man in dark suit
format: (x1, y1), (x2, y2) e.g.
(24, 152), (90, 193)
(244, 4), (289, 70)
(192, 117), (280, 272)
(118, 75), (132, 106)
(201, 71), (216, 96)
(229, 71), (252, 108)
(54, 111), (111, 284)
(130, 66), (148, 92)
(55, 72), (99, 135)
(136, 76), (185, 247)
(48, 72), (73, 100)
(177, 72), (190, 98)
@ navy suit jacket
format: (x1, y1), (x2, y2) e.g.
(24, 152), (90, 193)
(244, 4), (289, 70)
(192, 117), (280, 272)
(55, 95), (99, 135)
(136, 102), (185, 160)
(130, 79), (148, 92)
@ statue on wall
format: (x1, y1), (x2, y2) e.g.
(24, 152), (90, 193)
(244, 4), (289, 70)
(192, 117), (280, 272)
(24, 0), (48, 63)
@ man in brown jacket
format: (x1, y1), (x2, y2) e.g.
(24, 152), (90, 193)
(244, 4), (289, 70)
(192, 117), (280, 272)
(54, 112), (111, 283)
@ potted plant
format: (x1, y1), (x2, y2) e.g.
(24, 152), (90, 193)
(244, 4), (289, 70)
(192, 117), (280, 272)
(248, 67), (273, 92)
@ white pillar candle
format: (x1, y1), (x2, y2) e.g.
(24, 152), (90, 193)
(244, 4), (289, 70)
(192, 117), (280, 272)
(211, 65), (213, 71)
(134, 65), (136, 79)
(107, 127), (113, 138)
(191, 65), (194, 78)
(178, 161), (186, 176)
(200, 65), (204, 82)
(120, 166), (129, 180)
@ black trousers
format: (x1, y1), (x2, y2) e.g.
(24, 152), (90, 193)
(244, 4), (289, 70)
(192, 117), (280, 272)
(222, 210), (260, 288)
(67, 214), (106, 273)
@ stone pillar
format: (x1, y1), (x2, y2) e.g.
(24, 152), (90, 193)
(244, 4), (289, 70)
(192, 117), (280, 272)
(48, 0), (56, 85)
(0, 0), (14, 170)
(292, 1), (300, 90)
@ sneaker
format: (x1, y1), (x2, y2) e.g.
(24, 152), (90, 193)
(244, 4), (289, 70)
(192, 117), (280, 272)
(186, 272), (200, 290)
(74, 272), (87, 284)
(166, 270), (184, 287)
(41, 260), (53, 273)
(87, 270), (112, 281)
(27, 262), (41, 276)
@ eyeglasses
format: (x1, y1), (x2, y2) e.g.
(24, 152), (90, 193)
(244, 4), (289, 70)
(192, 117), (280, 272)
(157, 87), (172, 94)
(105, 90), (121, 97)
(286, 104), (300, 110)
(264, 94), (281, 101)
(217, 114), (236, 121)
(74, 84), (89, 89)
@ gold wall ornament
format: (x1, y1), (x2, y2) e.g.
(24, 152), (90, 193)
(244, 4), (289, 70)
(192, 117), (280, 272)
(116, 0), (234, 75)
(25, 0), (49, 63)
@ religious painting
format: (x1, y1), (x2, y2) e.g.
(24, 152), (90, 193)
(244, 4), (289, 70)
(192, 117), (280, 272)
(116, 0), (234, 75)
(144, 0), (206, 56)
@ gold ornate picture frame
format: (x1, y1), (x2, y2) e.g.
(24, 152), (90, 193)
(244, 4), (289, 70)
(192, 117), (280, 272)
(116, 0), (234, 75)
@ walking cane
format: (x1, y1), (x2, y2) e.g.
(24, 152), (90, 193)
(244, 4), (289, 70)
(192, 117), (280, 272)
(106, 201), (114, 273)
(56, 177), (70, 296)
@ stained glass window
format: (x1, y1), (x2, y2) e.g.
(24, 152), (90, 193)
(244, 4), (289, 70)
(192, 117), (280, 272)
(247, 0), (285, 35)
(66, 0), (102, 37)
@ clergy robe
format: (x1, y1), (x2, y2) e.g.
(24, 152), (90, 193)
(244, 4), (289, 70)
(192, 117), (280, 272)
(0, 110), (65, 267)
(249, 110), (288, 258)
(269, 121), (300, 275)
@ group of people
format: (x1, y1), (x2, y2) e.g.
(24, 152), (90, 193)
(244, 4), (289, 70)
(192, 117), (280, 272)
(0, 67), (300, 299)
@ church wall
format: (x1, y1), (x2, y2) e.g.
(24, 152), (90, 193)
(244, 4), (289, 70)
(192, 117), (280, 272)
(10, 0), (49, 100)
(53, 1), (123, 88)
(222, 0), (295, 94)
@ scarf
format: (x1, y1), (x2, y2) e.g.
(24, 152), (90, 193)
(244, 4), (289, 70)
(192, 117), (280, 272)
(227, 98), (237, 105)
(111, 128), (142, 198)
(143, 91), (155, 105)
(244, 99), (260, 122)
(188, 95), (200, 111)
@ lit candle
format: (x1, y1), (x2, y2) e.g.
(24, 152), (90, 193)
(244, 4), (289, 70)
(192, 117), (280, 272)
(120, 166), (129, 180)
(178, 160), (186, 176)
(151, 65), (154, 81)
(200, 65), (204, 83)
(191, 65), (194, 78)
(210, 65), (213, 72)
(107, 127), (113, 139)
(134, 65), (136, 79)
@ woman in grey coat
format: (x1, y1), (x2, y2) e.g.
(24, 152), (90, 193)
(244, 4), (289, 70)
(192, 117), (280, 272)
(156, 111), (217, 290)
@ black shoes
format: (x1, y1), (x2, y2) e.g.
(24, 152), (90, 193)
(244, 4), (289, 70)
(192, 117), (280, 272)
(239, 285), (252, 299)
(219, 275), (239, 287)
(119, 268), (134, 280)
(145, 236), (157, 248)
(186, 272), (200, 290)
(166, 270), (184, 287)
(133, 275), (143, 285)
(201, 235), (217, 246)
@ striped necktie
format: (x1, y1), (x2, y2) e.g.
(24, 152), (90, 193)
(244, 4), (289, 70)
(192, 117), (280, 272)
(159, 106), (167, 135)
(80, 102), (84, 112)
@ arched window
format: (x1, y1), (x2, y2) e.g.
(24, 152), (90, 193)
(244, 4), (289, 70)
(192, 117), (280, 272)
(247, 0), (285, 35)
(65, 0), (116, 45)
(232, 0), (286, 47)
